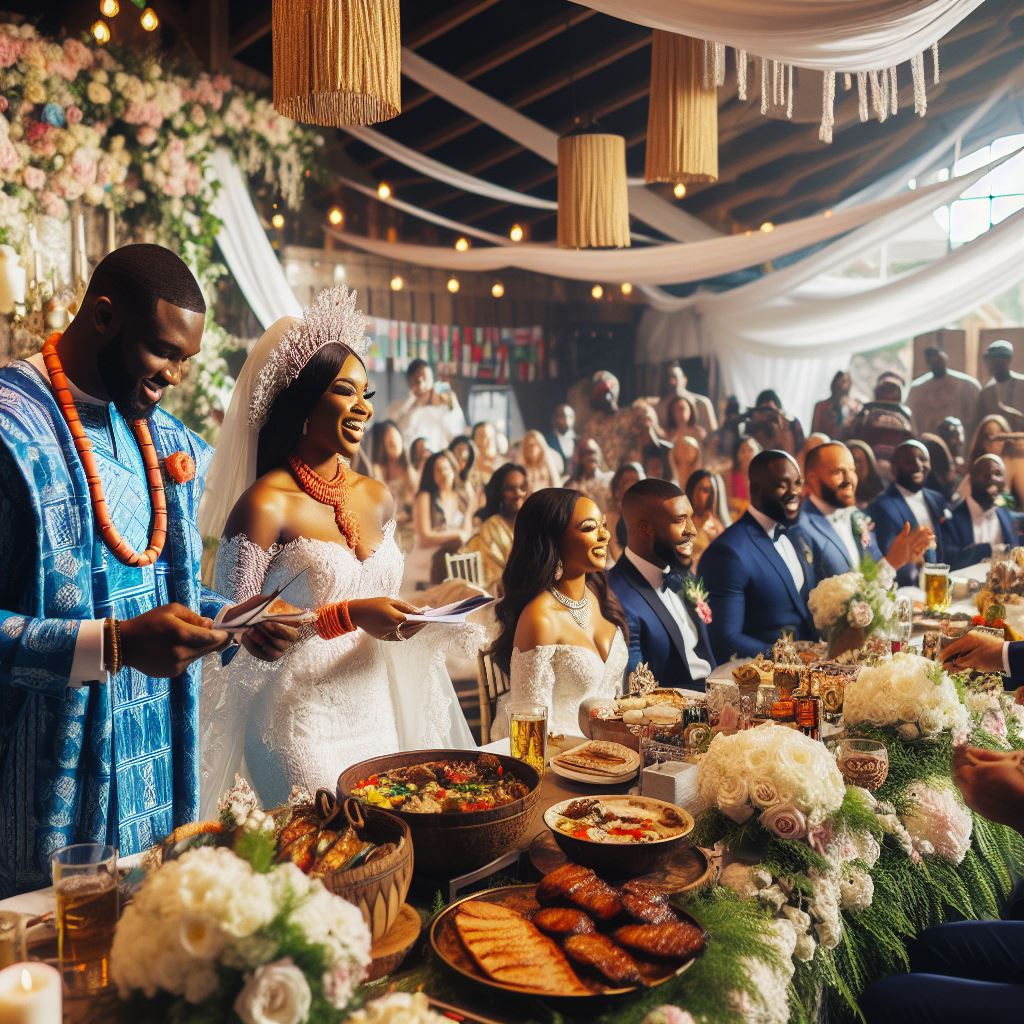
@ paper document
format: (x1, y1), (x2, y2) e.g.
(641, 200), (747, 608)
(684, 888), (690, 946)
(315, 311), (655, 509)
(404, 594), (494, 624)
(217, 566), (315, 634)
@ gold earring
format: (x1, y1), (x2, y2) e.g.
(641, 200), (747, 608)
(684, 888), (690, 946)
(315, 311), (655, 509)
(554, 559), (563, 581)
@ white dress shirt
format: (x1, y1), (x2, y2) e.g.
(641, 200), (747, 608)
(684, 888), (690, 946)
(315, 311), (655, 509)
(623, 547), (711, 681)
(895, 484), (934, 531)
(967, 496), (1002, 548)
(388, 392), (467, 451)
(808, 493), (896, 582)
(747, 505), (805, 590)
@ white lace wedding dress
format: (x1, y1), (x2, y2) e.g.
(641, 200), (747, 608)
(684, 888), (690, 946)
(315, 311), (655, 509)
(200, 521), (476, 814)
(491, 630), (629, 739)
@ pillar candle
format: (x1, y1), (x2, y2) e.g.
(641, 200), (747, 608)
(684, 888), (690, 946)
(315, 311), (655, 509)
(0, 247), (25, 316)
(0, 963), (62, 1024)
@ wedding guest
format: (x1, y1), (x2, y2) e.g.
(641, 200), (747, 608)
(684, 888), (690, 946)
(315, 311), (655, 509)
(665, 395), (707, 444)
(939, 416), (967, 466)
(798, 432), (830, 477)
(643, 438), (680, 483)
(704, 395), (742, 472)
(727, 437), (762, 518)
(922, 433), (960, 503)
(489, 488), (628, 738)
(868, 440), (948, 587)
(471, 420), (503, 489)
(844, 376), (915, 461)
(811, 371), (860, 437)
(567, 437), (614, 513)
(545, 403), (577, 474)
(409, 436), (432, 483)
(969, 414), (1011, 464)
(520, 429), (564, 493)
(942, 455), (1016, 569)
(655, 363), (718, 434)
(448, 433), (480, 515)
(908, 347), (981, 437)
(608, 479), (715, 690)
(370, 419), (417, 552)
(747, 389), (805, 454)
(848, 439), (885, 508)
(686, 469), (728, 569)
(608, 462), (645, 562)
(389, 359), (467, 450)
(585, 371), (651, 471)
(801, 442), (930, 582)
(976, 339), (1024, 429)
(409, 450), (471, 588)
(700, 451), (818, 661)
(461, 463), (529, 593)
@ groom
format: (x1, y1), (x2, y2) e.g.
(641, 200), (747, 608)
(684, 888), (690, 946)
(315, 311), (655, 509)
(0, 244), (296, 896)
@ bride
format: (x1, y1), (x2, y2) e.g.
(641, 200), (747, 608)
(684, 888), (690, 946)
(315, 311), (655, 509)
(489, 488), (628, 738)
(198, 288), (474, 812)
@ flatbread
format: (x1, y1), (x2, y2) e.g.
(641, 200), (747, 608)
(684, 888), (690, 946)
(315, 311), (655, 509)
(553, 741), (640, 777)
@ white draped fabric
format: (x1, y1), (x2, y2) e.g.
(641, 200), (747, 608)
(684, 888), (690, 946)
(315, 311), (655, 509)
(570, 1), (984, 71)
(210, 149), (302, 329)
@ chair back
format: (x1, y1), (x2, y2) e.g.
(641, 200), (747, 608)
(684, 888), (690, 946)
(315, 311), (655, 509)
(475, 650), (510, 743)
(444, 550), (483, 586)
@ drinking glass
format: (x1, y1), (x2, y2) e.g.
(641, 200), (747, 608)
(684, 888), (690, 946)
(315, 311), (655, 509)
(835, 739), (889, 791)
(923, 562), (952, 613)
(506, 702), (547, 774)
(0, 912), (26, 969)
(895, 594), (913, 646)
(52, 843), (118, 995)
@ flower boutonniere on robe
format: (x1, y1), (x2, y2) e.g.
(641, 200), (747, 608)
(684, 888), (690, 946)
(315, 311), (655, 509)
(851, 510), (874, 551)
(683, 576), (713, 625)
(164, 451), (196, 484)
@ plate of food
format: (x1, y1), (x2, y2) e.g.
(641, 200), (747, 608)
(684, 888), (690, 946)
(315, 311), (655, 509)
(430, 867), (706, 998)
(548, 740), (641, 785)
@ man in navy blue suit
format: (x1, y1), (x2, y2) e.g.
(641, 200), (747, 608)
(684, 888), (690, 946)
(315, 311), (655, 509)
(607, 478), (715, 691)
(802, 442), (933, 582)
(868, 440), (951, 586)
(942, 454), (1016, 569)
(700, 450), (818, 662)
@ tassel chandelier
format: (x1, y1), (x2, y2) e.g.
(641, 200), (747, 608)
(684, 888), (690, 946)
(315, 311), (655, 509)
(557, 125), (631, 250)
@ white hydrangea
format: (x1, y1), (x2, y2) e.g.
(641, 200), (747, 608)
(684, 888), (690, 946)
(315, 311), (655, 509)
(901, 782), (973, 864)
(346, 992), (449, 1024)
(807, 572), (861, 631)
(728, 920), (797, 1024)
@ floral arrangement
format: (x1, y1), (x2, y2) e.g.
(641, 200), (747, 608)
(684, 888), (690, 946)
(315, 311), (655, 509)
(697, 723), (847, 834)
(900, 781), (973, 864)
(843, 653), (970, 743)
(807, 559), (896, 655)
(682, 576), (712, 625)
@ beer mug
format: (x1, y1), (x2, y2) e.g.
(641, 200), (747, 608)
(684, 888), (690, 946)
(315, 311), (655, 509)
(506, 702), (547, 774)
(922, 562), (952, 613)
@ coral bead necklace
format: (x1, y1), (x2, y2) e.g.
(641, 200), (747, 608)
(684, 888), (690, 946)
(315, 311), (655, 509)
(287, 452), (361, 551)
(41, 332), (168, 568)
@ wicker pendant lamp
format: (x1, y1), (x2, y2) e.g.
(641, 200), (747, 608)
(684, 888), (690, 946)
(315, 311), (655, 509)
(557, 126), (631, 250)
(272, 0), (401, 127)
(645, 31), (718, 185)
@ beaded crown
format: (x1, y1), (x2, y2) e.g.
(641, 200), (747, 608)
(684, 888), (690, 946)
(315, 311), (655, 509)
(248, 285), (372, 427)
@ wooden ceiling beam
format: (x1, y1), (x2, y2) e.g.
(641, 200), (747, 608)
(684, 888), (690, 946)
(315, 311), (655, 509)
(230, 12), (271, 56)
(405, 0), (502, 48)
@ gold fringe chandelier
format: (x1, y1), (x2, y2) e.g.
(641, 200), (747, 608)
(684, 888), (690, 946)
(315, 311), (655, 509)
(557, 126), (631, 250)
(272, 0), (401, 127)
(645, 31), (718, 186)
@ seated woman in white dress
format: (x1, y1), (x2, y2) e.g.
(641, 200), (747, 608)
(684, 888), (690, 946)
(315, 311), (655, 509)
(198, 289), (474, 813)
(489, 487), (628, 738)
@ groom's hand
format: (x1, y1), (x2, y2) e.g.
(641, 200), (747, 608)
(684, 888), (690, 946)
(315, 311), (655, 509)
(120, 603), (230, 677)
(238, 600), (303, 662)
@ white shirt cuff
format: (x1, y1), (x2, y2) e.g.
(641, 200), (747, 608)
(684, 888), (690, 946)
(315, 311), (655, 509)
(68, 619), (108, 688)
(1003, 641), (1012, 676)
(879, 559), (897, 585)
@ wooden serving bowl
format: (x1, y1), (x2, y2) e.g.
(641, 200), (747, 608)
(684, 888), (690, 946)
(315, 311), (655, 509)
(337, 749), (541, 876)
(318, 807), (413, 943)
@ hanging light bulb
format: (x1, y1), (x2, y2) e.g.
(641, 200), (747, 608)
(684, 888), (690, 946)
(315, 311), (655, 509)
(390, 275), (404, 291)
(91, 19), (111, 44)
(327, 206), (344, 226)
(271, 213), (286, 229)
(620, 282), (634, 296)
(139, 7), (159, 31)
(446, 277), (460, 294)
(591, 284), (604, 300)
(377, 181), (392, 200)
(454, 236), (470, 252)
(759, 221), (774, 233)
(673, 182), (687, 199)
(99, 0), (120, 17)
(491, 281), (505, 299)
(509, 223), (524, 242)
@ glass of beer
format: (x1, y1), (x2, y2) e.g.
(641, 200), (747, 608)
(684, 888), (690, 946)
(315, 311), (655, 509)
(52, 843), (119, 994)
(506, 702), (547, 774)
(0, 911), (26, 969)
(923, 562), (952, 613)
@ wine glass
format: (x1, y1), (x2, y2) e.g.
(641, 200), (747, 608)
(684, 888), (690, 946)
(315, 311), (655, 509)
(895, 594), (913, 647)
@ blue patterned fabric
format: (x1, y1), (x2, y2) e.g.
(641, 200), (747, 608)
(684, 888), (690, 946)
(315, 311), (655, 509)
(0, 360), (227, 897)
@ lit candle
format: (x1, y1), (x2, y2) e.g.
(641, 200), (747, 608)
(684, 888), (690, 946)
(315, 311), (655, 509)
(0, 963), (61, 1024)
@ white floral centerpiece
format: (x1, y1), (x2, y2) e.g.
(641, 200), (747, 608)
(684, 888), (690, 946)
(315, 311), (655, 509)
(807, 561), (896, 658)
(843, 653), (970, 743)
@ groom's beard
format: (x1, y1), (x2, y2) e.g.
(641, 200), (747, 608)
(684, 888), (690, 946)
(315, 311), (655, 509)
(97, 336), (159, 420)
(653, 536), (690, 572)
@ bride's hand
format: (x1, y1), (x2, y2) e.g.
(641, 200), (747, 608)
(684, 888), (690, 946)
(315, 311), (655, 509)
(348, 597), (425, 641)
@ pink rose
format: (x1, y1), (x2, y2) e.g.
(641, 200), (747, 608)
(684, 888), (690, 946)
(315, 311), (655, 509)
(26, 121), (50, 146)
(760, 802), (808, 842)
(39, 191), (67, 218)
(695, 598), (712, 625)
(807, 820), (834, 855)
(65, 104), (83, 125)
(0, 34), (24, 69)
(136, 125), (158, 146)
(23, 165), (45, 190)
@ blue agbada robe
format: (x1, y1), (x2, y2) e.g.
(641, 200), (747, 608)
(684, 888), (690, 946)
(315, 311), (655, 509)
(0, 360), (228, 897)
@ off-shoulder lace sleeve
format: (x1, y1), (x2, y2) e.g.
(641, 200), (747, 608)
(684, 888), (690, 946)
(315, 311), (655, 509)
(509, 645), (557, 710)
(215, 534), (280, 602)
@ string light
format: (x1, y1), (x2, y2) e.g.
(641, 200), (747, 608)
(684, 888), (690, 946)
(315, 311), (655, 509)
(760, 221), (774, 233)
(824, 210), (833, 218)
(377, 181), (392, 200)
(271, 213), (285, 229)
(509, 223), (524, 242)
(620, 282), (634, 296)
(91, 19), (111, 44)
(390, 275), (404, 291)
(454, 236), (470, 252)
(591, 284), (604, 300)
(327, 206), (344, 226)
(491, 281), (505, 299)
(139, 7), (159, 31)
(446, 277), (460, 294)
(99, 0), (119, 16)
(673, 182), (687, 199)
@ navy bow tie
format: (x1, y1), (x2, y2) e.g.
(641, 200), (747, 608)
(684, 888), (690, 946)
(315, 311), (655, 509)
(772, 524), (789, 542)
(662, 568), (686, 592)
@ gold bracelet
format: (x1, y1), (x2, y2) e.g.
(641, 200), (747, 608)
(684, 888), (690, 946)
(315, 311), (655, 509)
(103, 617), (123, 675)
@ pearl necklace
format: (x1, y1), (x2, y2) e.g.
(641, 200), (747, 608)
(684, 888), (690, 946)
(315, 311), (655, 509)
(288, 452), (361, 551)
(549, 585), (591, 630)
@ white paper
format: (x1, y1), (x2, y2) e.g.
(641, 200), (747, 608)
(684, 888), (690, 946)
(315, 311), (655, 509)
(404, 594), (495, 624)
